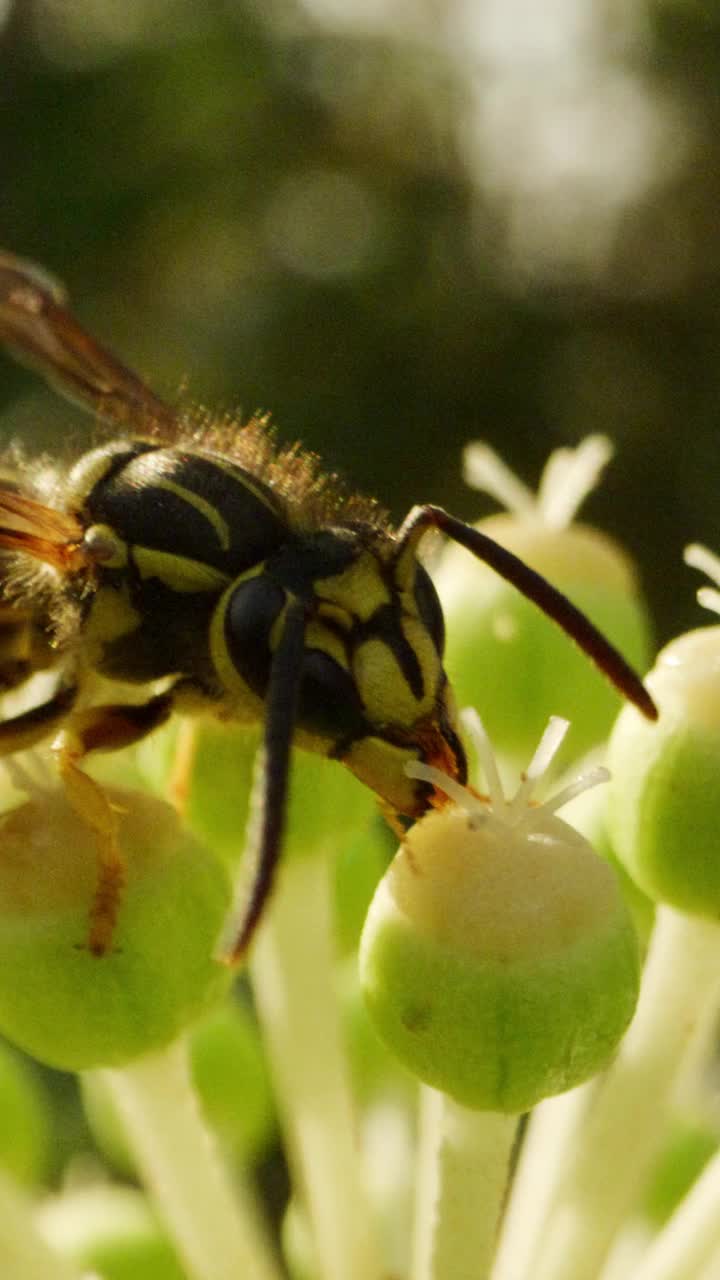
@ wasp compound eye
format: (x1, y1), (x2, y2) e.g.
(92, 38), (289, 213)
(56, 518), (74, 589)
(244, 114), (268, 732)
(298, 649), (367, 739)
(224, 574), (285, 697)
(223, 578), (366, 737)
(413, 564), (445, 656)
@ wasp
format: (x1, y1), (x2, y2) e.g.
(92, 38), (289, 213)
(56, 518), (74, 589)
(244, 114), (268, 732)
(0, 252), (657, 961)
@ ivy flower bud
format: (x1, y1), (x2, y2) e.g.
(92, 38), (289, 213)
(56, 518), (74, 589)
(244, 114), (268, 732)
(607, 543), (720, 914)
(0, 1041), (50, 1185)
(0, 774), (231, 1070)
(643, 1123), (718, 1227)
(164, 719), (376, 871)
(359, 715), (639, 1111)
(436, 438), (653, 765)
(559, 762), (655, 947)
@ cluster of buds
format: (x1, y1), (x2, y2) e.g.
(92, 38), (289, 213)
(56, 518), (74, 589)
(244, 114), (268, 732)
(0, 438), (718, 1280)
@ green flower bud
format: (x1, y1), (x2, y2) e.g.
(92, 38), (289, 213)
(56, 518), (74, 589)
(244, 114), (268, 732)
(154, 721), (257, 868)
(37, 1185), (187, 1280)
(0, 782), (231, 1070)
(608, 624), (720, 913)
(282, 746), (377, 861)
(360, 716), (640, 1111)
(436, 439), (653, 765)
(608, 540), (720, 914)
(643, 1123), (718, 1226)
(333, 818), (393, 955)
(189, 1000), (275, 1162)
(166, 720), (375, 869)
(174, 719), (377, 960)
(560, 760), (655, 946)
(0, 1041), (50, 1185)
(339, 958), (414, 1104)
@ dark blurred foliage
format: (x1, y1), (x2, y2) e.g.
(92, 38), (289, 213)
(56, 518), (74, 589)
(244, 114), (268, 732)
(1, 0), (720, 643)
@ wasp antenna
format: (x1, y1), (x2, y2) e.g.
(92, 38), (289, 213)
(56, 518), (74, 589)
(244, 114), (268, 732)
(220, 596), (309, 965)
(396, 504), (658, 722)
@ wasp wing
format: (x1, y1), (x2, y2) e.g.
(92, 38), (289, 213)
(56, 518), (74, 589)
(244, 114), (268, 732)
(0, 489), (86, 572)
(0, 252), (180, 438)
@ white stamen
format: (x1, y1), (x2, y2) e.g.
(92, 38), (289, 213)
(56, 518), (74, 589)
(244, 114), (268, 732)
(504, 718), (568, 821)
(462, 436), (613, 530)
(406, 714), (602, 840)
(405, 760), (487, 823)
(697, 586), (720, 617)
(460, 707), (506, 812)
(537, 436), (613, 529)
(462, 443), (536, 517)
(526, 716), (570, 780)
(684, 542), (720, 586)
(685, 543), (720, 617)
(696, 586), (720, 616)
(540, 765), (610, 815)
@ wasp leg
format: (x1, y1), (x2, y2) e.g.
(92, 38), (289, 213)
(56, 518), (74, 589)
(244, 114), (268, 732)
(56, 738), (125, 957)
(0, 682), (79, 754)
(0, 604), (54, 693)
(54, 692), (176, 956)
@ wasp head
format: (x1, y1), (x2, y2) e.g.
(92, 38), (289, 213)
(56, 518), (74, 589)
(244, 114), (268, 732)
(215, 525), (467, 819)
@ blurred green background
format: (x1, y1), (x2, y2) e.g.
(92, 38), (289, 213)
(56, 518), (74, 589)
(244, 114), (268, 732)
(0, 0), (718, 643)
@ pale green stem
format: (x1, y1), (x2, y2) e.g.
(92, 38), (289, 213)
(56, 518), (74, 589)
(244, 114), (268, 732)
(250, 853), (383, 1280)
(412, 1085), (518, 1280)
(598, 1222), (654, 1280)
(533, 907), (720, 1280)
(491, 1081), (594, 1280)
(698, 1244), (720, 1280)
(94, 1036), (280, 1280)
(630, 1147), (720, 1280)
(0, 1169), (81, 1280)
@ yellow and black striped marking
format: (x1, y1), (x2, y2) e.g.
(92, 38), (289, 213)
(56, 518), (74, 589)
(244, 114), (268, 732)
(0, 249), (657, 961)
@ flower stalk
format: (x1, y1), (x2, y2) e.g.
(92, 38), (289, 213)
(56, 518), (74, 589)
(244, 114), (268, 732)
(2, 451), (719, 1279)
(250, 851), (383, 1280)
(94, 1036), (280, 1280)
(532, 907), (720, 1280)
(412, 1086), (518, 1280)
(491, 1082), (595, 1280)
(631, 1146), (720, 1280)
